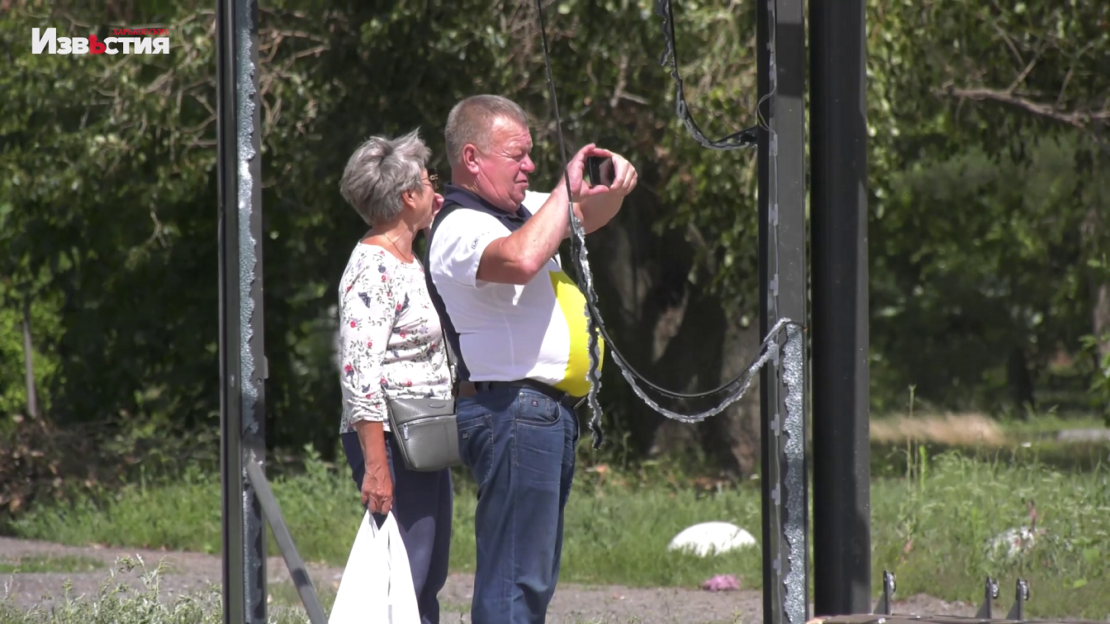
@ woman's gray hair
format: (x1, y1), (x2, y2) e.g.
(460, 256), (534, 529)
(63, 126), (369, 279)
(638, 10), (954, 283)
(445, 95), (530, 167)
(339, 129), (431, 226)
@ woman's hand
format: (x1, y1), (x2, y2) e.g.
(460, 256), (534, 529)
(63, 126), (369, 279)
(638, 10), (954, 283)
(354, 420), (393, 514)
(362, 454), (393, 514)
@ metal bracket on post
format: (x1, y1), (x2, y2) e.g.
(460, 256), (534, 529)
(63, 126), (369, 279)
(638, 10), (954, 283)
(872, 570), (896, 615)
(974, 576), (1000, 619)
(1006, 578), (1030, 621)
(244, 457), (328, 624)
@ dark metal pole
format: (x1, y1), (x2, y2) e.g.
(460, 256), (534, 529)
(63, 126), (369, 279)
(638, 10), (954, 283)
(759, 0), (807, 622)
(218, 0), (267, 622)
(810, 0), (872, 615)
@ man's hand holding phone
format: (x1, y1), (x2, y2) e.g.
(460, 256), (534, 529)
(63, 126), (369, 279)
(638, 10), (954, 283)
(587, 156), (616, 188)
(585, 152), (637, 197)
(575, 148), (638, 233)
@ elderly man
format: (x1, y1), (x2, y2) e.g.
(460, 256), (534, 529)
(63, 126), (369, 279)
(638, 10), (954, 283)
(426, 94), (637, 624)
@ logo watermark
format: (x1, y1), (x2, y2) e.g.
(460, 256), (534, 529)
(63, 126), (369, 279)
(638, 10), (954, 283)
(31, 27), (170, 55)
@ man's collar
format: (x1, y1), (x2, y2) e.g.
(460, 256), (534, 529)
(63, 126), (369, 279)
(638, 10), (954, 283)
(443, 184), (530, 222)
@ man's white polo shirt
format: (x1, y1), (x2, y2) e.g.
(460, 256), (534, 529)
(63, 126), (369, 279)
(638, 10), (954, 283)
(427, 185), (603, 398)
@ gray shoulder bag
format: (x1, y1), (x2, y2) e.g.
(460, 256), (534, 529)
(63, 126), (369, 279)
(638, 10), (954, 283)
(385, 273), (462, 473)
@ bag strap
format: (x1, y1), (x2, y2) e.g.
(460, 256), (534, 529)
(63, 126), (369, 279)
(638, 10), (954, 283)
(422, 207), (463, 394)
(372, 230), (460, 396)
(422, 198), (533, 389)
(433, 294), (459, 392)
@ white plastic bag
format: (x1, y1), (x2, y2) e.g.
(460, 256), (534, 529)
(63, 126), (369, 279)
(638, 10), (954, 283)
(329, 511), (420, 624)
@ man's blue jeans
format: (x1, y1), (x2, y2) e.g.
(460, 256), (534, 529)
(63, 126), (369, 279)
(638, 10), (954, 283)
(456, 384), (579, 624)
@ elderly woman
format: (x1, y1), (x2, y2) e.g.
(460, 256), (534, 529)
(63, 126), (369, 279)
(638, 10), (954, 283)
(336, 129), (453, 624)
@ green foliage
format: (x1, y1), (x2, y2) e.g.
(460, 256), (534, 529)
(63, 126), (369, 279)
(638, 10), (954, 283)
(0, 0), (1107, 468)
(0, 0), (768, 458)
(0, 4), (221, 429)
(870, 138), (1108, 411)
(865, 0), (1110, 413)
(868, 0), (1110, 157)
(0, 299), (61, 418)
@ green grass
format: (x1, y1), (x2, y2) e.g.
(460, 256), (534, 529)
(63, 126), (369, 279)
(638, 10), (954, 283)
(267, 580), (336, 613)
(0, 554), (104, 574)
(870, 448), (1110, 619)
(451, 477), (766, 589)
(870, 439), (1110, 477)
(997, 413), (1108, 437)
(7, 447), (1110, 619)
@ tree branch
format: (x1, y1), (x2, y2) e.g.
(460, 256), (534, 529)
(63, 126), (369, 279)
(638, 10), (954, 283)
(1006, 54), (1039, 94)
(937, 86), (1110, 131)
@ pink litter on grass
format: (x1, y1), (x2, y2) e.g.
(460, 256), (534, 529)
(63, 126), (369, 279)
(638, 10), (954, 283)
(701, 574), (740, 591)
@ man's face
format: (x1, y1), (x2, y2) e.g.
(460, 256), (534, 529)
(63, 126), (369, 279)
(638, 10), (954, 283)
(473, 117), (535, 211)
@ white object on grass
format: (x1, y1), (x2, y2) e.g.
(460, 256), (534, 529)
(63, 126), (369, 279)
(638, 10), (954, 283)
(329, 511), (420, 624)
(668, 522), (757, 557)
(987, 526), (1044, 560)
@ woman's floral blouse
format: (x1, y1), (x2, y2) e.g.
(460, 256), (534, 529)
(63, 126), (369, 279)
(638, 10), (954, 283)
(337, 243), (452, 434)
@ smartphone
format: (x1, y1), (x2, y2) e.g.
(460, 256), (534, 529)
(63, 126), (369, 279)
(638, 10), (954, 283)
(587, 156), (615, 187)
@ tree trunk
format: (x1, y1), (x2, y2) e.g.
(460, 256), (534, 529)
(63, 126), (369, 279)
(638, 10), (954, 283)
(583, 190), (690, 459)
(1094, 283), (1110, 361)
(586, 190), (762, 476)
(627, 276), (763, 476)
(693, 313), (762, 476)
(1007, 347), (1035, 416)
(22, 295), (39, 419)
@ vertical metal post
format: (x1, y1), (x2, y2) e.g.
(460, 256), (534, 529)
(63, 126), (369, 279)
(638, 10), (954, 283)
(218, 0), (267, 622)
(758, 0), (807, 622)
(810, 0), (872, 615)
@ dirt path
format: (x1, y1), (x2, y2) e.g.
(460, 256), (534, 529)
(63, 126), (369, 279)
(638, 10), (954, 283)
(0, 536), (975, 623)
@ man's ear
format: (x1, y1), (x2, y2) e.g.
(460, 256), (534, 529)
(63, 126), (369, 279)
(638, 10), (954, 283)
(462, 144), (481, 174)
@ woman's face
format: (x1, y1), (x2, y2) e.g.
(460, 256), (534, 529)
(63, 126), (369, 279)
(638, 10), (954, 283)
(406, 168), (443, 229)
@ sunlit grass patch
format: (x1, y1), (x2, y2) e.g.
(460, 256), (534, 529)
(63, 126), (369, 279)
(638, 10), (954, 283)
(0, 554), (104, 574)
(870, 412), (1007, 446)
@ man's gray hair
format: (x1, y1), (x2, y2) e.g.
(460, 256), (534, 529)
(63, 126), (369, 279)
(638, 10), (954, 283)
(445, 95), (530, 167)
(339, 129), (431, 226)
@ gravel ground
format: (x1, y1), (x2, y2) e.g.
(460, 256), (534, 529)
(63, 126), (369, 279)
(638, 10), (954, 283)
(0, 536), (977, 623)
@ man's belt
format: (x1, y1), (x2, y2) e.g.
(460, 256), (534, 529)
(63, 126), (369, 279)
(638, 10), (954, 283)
(458, 379), (585, 410)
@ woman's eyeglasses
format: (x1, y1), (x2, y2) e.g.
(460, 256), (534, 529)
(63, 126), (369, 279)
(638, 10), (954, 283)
(426, 168), (441, 191)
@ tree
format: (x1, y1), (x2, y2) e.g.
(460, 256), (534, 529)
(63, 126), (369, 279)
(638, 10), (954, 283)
(866, 0), (1109, 414)
(3, 0), (1107, 479)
